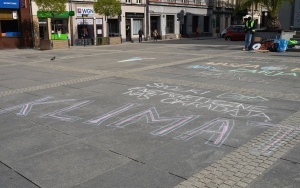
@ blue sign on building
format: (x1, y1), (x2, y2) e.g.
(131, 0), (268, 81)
(0, 0), (20, 9)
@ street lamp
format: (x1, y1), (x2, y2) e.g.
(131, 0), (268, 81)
(82, 14), (88, 47)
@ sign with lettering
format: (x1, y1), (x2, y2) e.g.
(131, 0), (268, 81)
(12, 11), (17, 19)
(125, 13), (144, 18)
(76, 18), (94, 25)
(0, 0), (19, 9)
(77, 7), (94, 17)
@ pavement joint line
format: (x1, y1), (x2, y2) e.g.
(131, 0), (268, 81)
(175, 110), (300, 188)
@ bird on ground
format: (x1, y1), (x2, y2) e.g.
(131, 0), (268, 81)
(50, 56), (56, 61)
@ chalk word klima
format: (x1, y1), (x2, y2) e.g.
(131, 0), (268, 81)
(0, 97), (235, 147)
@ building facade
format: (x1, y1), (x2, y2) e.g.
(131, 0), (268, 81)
(148, 0), (210, 39)
(0, 0), (32, 49)
(1, 0), (245, 49)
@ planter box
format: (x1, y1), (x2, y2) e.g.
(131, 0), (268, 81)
(254, 30), (296, 41)
(109, 37), (121, 45)
(96, 37), (109, 45)
(39, 39), (52, 50)
(253, 31), (281, 40)
(96, 37), (121, 45)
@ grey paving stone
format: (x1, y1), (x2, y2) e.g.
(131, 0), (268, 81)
(0, 162), (39, 188)
(73, 160), (183, 188)
(0, 122), (77, 163)
(248, 159), (300, 188)
(280, 142), (300, 163)
(10, 142), (130, 188)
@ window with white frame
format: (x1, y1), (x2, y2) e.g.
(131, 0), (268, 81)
(136, 0), (141, 3)
(126, 0), (131, 3)
(133, 19), (143, 35)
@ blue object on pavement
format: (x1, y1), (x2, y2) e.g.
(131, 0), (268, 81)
(274, 39), (288, 52)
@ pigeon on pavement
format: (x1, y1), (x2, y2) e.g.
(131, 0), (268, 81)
(50, 56), (56, 61)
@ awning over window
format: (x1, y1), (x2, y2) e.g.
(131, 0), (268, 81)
(37, 11), (72, 18)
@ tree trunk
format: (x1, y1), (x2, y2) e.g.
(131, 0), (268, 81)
(266, 15), (281, 31)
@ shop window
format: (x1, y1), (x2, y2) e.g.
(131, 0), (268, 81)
(0, 20), (20, 37)
(133, 19), (143, 35)
(51, 19), (68, 40)
(76, 18), (94, 39)
(108, 19), (119, 36)
(166, 15), (174, 34)
(96, 18), (103, 38)
(77, 25), (94, 39)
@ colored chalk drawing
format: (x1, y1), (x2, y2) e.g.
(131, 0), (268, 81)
(118, 57), (156, 62)
(124, 83), (271, 122)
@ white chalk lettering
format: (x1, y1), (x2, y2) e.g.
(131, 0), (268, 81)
(84, 103), (140, 125)
(175, 118), (235, 147)
(109, 107), (200, 136)
(0, 97), (76, 116)
(41, 100), (93, 122)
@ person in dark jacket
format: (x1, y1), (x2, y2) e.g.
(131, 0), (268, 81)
(138, 29), (144, 42)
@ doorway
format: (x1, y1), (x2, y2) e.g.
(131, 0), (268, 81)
(38, 18), (48, 40)
(204, 16), (210, 32)
(150, 16), (160, 38)
(126, 19), (131, 41)
(192, 16), (199, 34)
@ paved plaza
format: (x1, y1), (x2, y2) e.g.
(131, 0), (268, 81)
(0, 38), (300, 188)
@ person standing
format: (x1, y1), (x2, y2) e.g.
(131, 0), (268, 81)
(67, 32), (71, 48)
(196, 27), (200, 39)
(153, 29), (158, 41)
(244, 16), (255, 51)
(138, 29), (144, 42)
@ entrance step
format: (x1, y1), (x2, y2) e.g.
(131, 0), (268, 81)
(52, 40), (69, 49)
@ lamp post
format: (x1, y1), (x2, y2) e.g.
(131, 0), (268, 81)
(69, 0), (73, 46)
(145, 0), (149, 41)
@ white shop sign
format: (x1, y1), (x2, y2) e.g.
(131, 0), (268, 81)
(76, 18), (94, 25)
(77, 7), (94, 17)
(96, 18), (102, 25)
